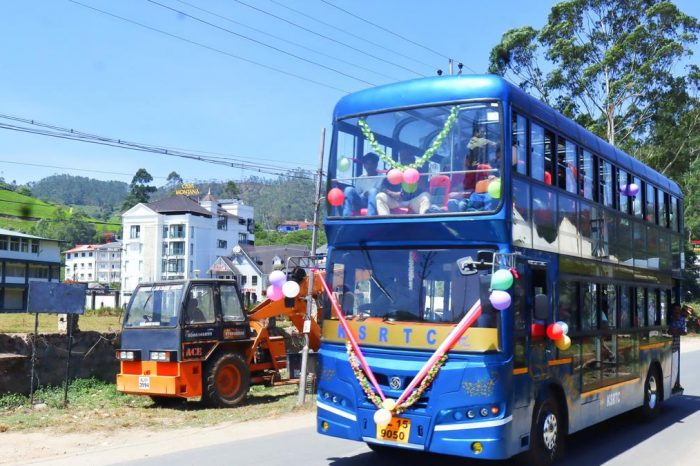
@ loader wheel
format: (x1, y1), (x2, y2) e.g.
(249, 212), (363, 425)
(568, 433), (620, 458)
(203, 353), (250, 408)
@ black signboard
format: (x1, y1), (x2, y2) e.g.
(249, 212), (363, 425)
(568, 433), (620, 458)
(27, 282), (86, 315)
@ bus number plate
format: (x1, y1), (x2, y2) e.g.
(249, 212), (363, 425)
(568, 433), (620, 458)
(376, 417), (410, 443)
(138, 376), (150, 390)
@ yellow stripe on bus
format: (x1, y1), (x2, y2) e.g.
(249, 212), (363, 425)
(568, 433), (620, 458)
(321, 320), (499, 352)
(580, 378), (640, 397)
(547, 358), (573, 366)
(639, 342), (666, 351)
(512, 367), (529, 375)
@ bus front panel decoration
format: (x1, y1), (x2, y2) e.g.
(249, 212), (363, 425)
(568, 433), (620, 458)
(316, 75), (683, 466)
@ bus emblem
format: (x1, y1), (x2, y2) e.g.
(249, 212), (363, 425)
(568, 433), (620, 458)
(389, 376), (402, 390)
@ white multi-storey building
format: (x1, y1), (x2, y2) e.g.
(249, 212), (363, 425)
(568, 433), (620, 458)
(120, 194), (254, 300)
(64, 244), (97, 282)
(0, 228), (61, 311)
(96, 241), (122, 284)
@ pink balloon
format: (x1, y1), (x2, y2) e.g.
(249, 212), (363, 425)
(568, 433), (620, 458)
(266, 285), (284, 301)
(387, 169), (403, 185)
(402, 168), (420, 184)
(489, 290), (511, 310)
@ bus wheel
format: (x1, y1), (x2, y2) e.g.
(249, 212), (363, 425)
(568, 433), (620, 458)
(641, 366), (661, 420)
(528, 397), (564, 466)
(203, 353), (250, 408)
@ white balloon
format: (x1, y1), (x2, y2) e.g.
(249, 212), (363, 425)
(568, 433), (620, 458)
(282, 280), (301, 298)
(556, 321), (569, 335)
(373, 408), (392, 427)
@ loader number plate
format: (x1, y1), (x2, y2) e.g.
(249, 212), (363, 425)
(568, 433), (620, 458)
(138, 376), (150, 390)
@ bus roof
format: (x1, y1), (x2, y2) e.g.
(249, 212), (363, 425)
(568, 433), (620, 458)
(334, 75), (682, 198)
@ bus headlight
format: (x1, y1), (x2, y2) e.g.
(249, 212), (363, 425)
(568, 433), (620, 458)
(118, 351), (134, 361)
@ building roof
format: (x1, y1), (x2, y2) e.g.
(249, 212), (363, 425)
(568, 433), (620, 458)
(277, 220), (314, 229)
(0, 227), (59, 242)
(240, 244), (310, 275)
(63, 244), (98, 254)
(95, 241), (122, 251)
(146, 196), (213, 217)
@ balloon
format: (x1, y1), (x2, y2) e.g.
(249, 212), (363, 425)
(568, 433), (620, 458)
(269, 270), (286, 287)
(373, 408), (392, 427)
(401, 182), (417, 193)
(387, 169), (403, 185)
(338, 157), (351, 172)
(266, 285), (284, 301)
(282, 280), (300, 298)
(490, 269), (514, 291)
(403, 168), (420, 184)
(627, 183), (639, 196)
(327, 188), (345, 207)
(531, 323), (546, 338)
(546, 323), (563, 340)
(556, 321), (569, 336)
(487, 179), (502, 199)
(489, 290), (511, 310)
(555, 334), (572, 351)
(382, 398), (396, 411)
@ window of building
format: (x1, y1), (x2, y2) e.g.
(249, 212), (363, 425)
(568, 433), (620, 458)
(88, 252), (93, 257)
(10, 237), (19, 251)
(130, 225), (141, 239)
(20, 239), (28, 253)
(163, 226), (168, 238)
(218, 240), (228, 249)
(81, 252), (86, 257)
(0, 235), (7, 250)
(218, 216), (229, 231)
(239, 233), (247, 243)
(6, 262), (25, 278)
(252, 276), (258, 286)
(170, 224), (185, 238)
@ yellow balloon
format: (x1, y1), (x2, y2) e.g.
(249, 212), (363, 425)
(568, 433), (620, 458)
(555, 335), (571, 351)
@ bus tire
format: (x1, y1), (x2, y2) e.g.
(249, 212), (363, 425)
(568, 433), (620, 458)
(640, 365), (661, 420)
(203, 352), (250, 408)
(528, 396), (564, 466)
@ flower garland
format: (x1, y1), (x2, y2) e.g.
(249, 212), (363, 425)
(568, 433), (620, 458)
(357, 105), (460, 170)
(346, 342), (448, 414)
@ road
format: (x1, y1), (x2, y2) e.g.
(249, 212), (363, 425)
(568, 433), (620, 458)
(115, 349), (700, 466)
(16, 345), (700, 466)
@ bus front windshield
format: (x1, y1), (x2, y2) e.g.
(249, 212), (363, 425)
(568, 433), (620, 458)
(327, 247), (497, 327)
(331, 102), (503, 217)
(124, 284), (184, 328)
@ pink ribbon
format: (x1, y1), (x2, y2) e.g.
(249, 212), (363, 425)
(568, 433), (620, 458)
(395, 300), (482, 406)
(313, 269), (386, 401)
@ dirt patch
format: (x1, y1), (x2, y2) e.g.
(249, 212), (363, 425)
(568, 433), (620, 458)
(0, 409), (316, 465)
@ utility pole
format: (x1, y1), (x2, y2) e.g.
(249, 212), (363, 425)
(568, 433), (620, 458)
(297, 127), (325, 405)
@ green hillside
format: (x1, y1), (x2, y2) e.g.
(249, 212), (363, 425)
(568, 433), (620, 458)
(0, 188), (121, 240)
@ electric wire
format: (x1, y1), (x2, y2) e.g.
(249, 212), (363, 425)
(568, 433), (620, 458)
(231, 0), (425, 77)
(0, 159), (169, 180)
(67, 0), (351, 94)
(268, 0), (436, 71)
(318, 0), (479, 74)
(147, 0), (376, 86)
(174, 0), (399, 82)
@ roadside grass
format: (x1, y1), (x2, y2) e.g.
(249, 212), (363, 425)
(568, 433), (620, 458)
(0, 378), (314, 433)
(0, 309), (122, 334)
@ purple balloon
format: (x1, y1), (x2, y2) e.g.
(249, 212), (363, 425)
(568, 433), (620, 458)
(489, 290), (511, 311)
(627, 183), (639, 196)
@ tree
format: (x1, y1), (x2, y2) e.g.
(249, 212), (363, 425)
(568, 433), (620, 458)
(121, 168), (157, 211)
(166, 171), (183, 193)
(31, 208), (97, 247)
(489, 0), (699, 147)
(224, 180), (241, 199)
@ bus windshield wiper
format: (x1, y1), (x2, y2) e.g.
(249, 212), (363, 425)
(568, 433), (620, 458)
(359, 244), (394, 304)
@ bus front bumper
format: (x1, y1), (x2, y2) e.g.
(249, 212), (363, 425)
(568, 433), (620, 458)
(116, 361), (202, 398)
(317, 404), (512, 460)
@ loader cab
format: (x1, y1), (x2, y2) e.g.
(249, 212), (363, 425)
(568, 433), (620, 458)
(120, 279), (250, 362)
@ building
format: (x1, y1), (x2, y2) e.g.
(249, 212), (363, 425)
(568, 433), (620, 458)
(276, 221), (314, 233)
(64, 244), (97, 282)
(120, 194), (254, 299)
(208, 244), (309, 306)
(95, 241), (122, 284)
(0, 228), (61, 312)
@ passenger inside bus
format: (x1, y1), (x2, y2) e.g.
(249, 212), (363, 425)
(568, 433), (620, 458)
(342, 152), (382, 216)
(376, 149), (431, 215)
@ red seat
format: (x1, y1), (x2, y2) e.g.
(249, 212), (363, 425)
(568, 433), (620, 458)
(429, 175), (451, 210)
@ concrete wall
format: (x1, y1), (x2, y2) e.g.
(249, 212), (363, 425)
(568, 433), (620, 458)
(0, 331), (120, 395)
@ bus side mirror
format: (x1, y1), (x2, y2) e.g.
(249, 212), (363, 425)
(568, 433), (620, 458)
(534, 294), (549, 321)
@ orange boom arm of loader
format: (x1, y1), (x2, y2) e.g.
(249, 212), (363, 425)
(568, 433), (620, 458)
(247, 271), (325, 351)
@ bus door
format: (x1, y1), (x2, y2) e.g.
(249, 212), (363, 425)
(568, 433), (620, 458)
(524, 260), (554, 384)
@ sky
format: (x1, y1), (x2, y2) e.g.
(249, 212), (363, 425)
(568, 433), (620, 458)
(0, 0), (698, 187)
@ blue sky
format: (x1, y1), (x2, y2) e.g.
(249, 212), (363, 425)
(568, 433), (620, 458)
(0, 0), (698, 186)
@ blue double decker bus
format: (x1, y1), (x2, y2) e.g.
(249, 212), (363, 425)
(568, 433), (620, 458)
(316, 75), (684, 464)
